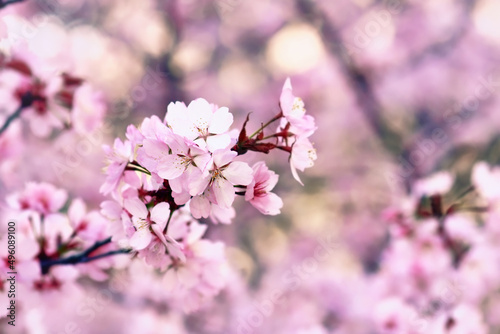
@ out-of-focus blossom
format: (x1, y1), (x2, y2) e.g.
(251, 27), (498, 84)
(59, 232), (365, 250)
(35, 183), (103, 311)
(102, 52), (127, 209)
(6, 182), (67, 215)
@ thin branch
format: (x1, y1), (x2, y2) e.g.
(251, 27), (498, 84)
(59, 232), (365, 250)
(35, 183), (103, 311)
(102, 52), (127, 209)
(248, 111), (283, 139)
(163, 209), (175, 234)
(0, 92), (36, 135)
(40, 237), (131, 274)
(295, 0), (402, 155)
(0, 105), (24, 135)
(0, 0), (25, 9)
(81, 237), (113, 255)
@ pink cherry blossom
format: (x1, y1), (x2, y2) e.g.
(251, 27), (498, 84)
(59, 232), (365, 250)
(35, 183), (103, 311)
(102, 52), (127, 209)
(373, 297), (420, 334)
(413, 171), (454, 198)
(19, 76), (66, 138)
(163, 239), (229, 313)
(71, 83), (106, 134)
(290, 136), (317, 186)
(472, 161), (500, 202)
(100, 137), (134, 195)
(245, 161), (283, 215)
(6, 182), (68, 215)
(155, 134), (212, 180)
(165, 98), (234, 152)
(429, 304), (488, 333)
(123, 198), (171, 251)
(188, 189), (235, 224)
(68, 198), (108, 242)
(189, 149), (253, 208)
(280, 78), (316, 138)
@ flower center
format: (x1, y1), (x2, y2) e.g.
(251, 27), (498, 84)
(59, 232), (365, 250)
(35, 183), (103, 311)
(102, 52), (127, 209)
(135, 218), (149, 230)
(292, 97), (306, 114)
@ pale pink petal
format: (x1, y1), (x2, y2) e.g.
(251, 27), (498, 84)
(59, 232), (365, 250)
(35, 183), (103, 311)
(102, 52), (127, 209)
(212, 149), (237, 167)
(223, 161), (253, 185)
(172, 190), (191, 205)
(251, 193), (283, 215)
(124, 198), (148, 219)
(208, 107), (233, 134)
(245, 178), (256, 201)
(165, 235), (186, 262)
(280, 77), (294, 115)
(413, 171), (454, 197)
(186, 222), (207, 244)
(188, 173), (211, 196)
(52, 188), (69, 212)
(143, 139), (169, 159)
(157, 155), (187, 180)
(209, 205), (235, 224)
(190, 196), (211, 219)
(17, 260), (41, 284)
(100, 200), (122, 219)
(151, 224), (170, 248)
(264, 173), (280, 192)
(472, 162), (500, 200)
(68, 198), (86, 226)
(130, 228), (152, 250)
(150, 202), (170, 227)
(165, 101), (187, 125)
(192, 152), (213, 173)
(188, 98), (212, 131)
(206, 134), (231, 152)
(212, 177), (235, 208)
(290, 162), (304, 186)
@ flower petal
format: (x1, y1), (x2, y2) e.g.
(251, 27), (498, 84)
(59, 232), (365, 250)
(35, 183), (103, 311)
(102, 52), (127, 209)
(165, 235), (186, 262)
(208, 107), (233, 134)
(212, 149), (237, 167)
(212, 177), (235, 208)
(188, 98), (212, 131)
(251, 193), (283, 215)
(188, 172), (211, 196)
(124, 198), (148, 219)
(206, 134), (231, 152)
(129, 228), (152, 250)
(157, 155), (187, 180)
(68, 198), (86, 226)
(150, 202), (170, 227)
(190, 195), (211, 219)
(223, 161), (253, 186)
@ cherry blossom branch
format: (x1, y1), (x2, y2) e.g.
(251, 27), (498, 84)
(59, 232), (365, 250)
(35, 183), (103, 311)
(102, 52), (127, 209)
(232, 112), (285, 155)
(426, 194), (470, 268)
(454, 186), (475, 201)
(0, 92), (37, 135)
(0, 0), (24, 9)
(163, 209), (175, 234)
(248, 111), (283, 139)
(0, 105), (25, 135)
(40, 237), (132, 274)
(295, 0), (402, 151)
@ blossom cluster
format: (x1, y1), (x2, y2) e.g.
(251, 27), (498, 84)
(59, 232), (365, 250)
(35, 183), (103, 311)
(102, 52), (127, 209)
(0, 182), (120, 313)
(0, 52), (105, 137)
(99, 79), (317, 310)
(371, 162), (500, 333)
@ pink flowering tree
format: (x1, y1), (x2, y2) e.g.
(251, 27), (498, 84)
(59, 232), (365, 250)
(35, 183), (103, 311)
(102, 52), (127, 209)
(3, 0), (500, 333)
(0, 46), (318, 320)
